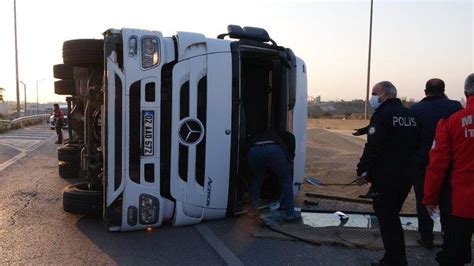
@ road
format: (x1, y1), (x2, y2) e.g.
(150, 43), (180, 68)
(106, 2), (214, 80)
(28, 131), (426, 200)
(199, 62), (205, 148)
(0, 124), (55, 171)
(0, 125), (443, 265)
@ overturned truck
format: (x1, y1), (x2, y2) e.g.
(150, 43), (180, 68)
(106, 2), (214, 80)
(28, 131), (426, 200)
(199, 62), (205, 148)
(53, 25), (308, 231)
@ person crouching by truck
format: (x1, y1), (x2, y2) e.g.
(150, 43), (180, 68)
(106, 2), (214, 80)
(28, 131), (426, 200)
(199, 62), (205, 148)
(423, 73), (474, 266)
(52, 104), (64, 144)
(246, 129), (299, 225)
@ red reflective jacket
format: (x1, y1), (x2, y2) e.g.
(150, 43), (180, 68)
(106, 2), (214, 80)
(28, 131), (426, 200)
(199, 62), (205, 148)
(423, 96), (474, 219)
(53, 109), (64, 121)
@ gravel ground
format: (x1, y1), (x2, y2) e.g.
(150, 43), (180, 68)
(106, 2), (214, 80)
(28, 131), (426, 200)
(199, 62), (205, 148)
(302, 120), (417, 214)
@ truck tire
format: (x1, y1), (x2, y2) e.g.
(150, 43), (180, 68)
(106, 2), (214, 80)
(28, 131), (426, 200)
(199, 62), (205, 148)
(58, 161), (79, 178)
(64, 141), (80, 147)
(63, 39), (104, 67)
(53, 64), (74, 79)
(55, 79), (76, 95)
(57, 145), (80, 163)
(63, 183), (103, 215)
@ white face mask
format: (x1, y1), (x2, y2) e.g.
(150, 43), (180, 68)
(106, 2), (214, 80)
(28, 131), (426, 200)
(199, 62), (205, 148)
(369, 95), (381, 109)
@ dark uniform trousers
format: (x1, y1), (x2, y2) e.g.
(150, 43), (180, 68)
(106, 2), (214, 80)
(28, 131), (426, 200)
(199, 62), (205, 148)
(412, 168), (434, 241)
(372, 183), (411, 265)
(436, 215), (474, 266)
(55, 120), (64, 143)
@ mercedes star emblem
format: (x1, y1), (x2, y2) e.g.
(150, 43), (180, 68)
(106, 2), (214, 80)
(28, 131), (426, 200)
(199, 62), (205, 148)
(178, 118), (205, 146)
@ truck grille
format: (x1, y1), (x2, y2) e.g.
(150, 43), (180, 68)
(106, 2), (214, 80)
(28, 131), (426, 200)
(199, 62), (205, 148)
(114, 74), (123, 190)
(196, 77), (207, 187)
(179, 81), (190, 182)
(160, 62), (174, 200)
(129, 81), (141, 184)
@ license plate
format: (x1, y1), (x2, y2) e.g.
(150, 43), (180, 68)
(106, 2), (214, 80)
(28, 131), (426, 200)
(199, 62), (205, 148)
(142, 110), (154, 156)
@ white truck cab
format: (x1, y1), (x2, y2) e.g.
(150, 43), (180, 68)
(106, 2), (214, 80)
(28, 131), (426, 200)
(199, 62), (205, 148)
(53, 25), (307, 231)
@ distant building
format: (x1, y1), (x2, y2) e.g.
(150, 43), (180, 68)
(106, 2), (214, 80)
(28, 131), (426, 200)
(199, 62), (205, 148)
(308, 99), (372, 119)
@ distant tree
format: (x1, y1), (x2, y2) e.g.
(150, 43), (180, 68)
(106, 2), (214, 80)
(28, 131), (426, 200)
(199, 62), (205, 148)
(401, 97), (417, 108)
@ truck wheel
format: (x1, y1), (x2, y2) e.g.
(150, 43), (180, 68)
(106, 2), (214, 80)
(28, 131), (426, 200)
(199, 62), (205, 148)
(64, 141), (80, 146)
(57, 145), (80, 163)
(63, 182), (103, 215)
(55, 79), (76, 95)
(58, 161), (79, 178)
(63, 39), (104, 67)
(53, 64), (74, 79)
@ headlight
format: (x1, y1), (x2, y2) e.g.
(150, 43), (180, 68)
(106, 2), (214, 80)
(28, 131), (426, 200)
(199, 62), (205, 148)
(141, 37), (160, 69)
(139, 194), (159, 225)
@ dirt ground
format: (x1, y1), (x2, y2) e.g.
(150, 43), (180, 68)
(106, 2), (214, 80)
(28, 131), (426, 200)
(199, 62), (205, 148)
(301, 118), (417, 214)
(307, 118), (369, 131)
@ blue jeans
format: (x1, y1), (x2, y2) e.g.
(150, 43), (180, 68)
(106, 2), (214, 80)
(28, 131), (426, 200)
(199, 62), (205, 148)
(247, 144), (294, 215)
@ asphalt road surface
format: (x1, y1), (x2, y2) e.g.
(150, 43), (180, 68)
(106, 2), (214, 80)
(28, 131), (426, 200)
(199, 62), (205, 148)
(0, 125), (445, 265)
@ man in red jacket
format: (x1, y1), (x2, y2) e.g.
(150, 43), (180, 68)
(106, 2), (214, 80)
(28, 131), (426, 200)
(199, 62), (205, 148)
(423, 73), (474, 266)
(52, 104), (65, 144)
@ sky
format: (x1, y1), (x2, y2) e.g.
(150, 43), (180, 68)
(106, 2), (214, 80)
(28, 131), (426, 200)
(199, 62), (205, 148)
(0, 0), (472, 104)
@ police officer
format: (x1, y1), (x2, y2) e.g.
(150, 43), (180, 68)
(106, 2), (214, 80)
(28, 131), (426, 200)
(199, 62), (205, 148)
(355, 81), (419, 266)
(424, 73), (474, 266)
(246, 129), (298, 224)
(409, 78), (462, 249)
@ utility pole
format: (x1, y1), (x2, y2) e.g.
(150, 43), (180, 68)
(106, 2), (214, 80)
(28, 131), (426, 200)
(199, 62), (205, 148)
(20, 81), (26, 115)
(36, 79), (45, 114)
(364, 0), (374, 120)
(14, 0), (21, 114)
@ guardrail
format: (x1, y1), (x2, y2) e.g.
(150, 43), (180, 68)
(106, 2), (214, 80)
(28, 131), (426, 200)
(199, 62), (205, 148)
(2, 110), (51, 120)
(0, 114), (50, 133)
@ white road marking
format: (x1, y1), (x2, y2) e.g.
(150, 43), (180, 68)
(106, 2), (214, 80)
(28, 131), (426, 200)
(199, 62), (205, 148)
(0, 139), (41, 150)
(0, 135), (51, 140)
(0, 152), (27, 171)
(2, 131), (53, 137)
(0, 142), (27, 152)
(4, 131), (53, 135)
(195, 224), (244, 266)
(0, 125), (55, 171)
